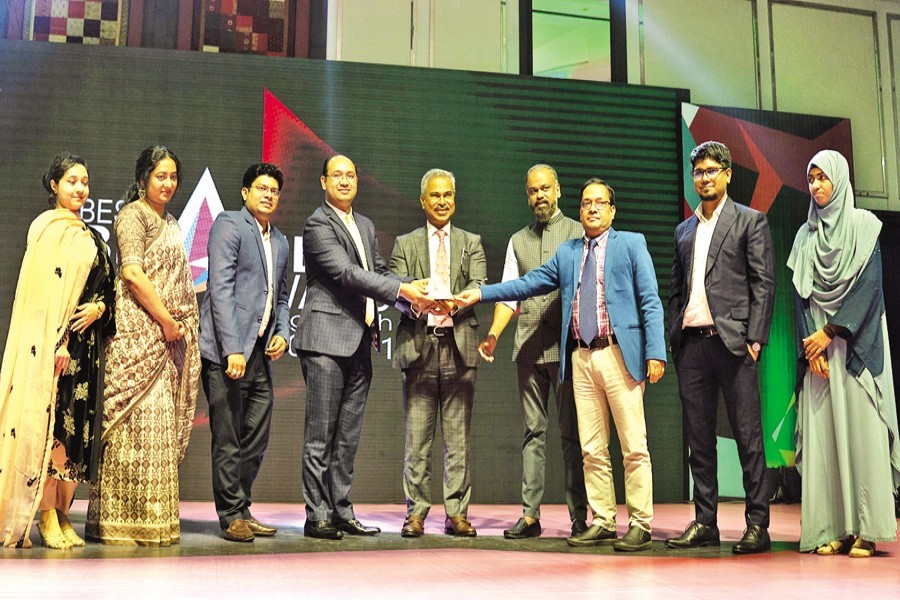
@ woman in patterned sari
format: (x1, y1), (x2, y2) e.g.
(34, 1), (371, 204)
(86, 146), (200, 546)
(0, 153), (115, 549)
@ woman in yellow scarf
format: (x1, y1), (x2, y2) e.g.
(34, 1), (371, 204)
(0, 153), (115, 549)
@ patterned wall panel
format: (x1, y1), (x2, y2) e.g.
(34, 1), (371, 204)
(29, 0), (126, 45)
(200, 0), (288, 56)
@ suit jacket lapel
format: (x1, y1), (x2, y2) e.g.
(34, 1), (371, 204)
(243, 207), (269, 282)
(572, 235), (584, 294)
(449, 225), (463, 291)
(413, 226), (430, 279)
(706, 197), (736, 276)
(603, 228), (619, 284)
(324, 203), (364, 267)
(682, 217), (697, 290)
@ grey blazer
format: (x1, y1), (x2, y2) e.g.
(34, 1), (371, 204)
(390, 225), (487, 369)
(292, 202), (403, 358)
(668, 196), (776, 357)
(199, 207), (290, 364)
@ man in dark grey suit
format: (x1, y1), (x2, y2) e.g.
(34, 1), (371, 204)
(390, 169), (487, 538)
(292, 154), (429, 540)
(199, 163), (290, 542)
(666, 141), (776, 554)
(478, 164), (587, 539)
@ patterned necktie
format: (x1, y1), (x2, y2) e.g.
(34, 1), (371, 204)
(435, 230), (450, 288)
(578, 238), (599, 342)
(434, 230), (451, 327)
(345, 213), (375, 326)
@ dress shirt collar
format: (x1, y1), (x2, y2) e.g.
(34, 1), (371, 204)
(254, 216), (270, 238)
(426, 221), (451, 237)
(583, 228), (610, 246)
(694, 196), (727, 224)
(326, 199), (351, 221)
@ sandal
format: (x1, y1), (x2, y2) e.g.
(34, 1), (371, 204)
(849, 538), (875, 558)
(61, 527), (85, 547)
(37, 524), (72, 550)
(57, 511), (85, 547)
(815, 538), (852, 555)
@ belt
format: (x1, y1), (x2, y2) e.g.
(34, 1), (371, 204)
(684, 325), (718, 338)
(426, 326), (453, 337)
(576, 334), (617, 350)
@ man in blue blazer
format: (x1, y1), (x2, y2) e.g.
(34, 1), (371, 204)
(199, 163), (291, 542)
(291, 155), (429, 540)
(456, 178), (665, 552)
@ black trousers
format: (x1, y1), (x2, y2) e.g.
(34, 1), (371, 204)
(202, 338), (274, 528)
(674, 333), (769, 528)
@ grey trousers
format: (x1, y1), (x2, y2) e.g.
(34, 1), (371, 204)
(517, 360), (588, 521)
(402, 335), (476, 518)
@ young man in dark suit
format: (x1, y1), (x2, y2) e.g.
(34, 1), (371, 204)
(199, 163), (290, 542)
(666, 141), (776, 554)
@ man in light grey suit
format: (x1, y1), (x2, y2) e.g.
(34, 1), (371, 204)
(390, 169), (487, 538)
(199, 163), (290, 542)
(666, 141), (776, 555)
(292, 154), (429, 540)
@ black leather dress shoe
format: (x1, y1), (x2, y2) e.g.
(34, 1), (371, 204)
(613, 525), (652, 552)
(571, 519), (588, 536)
(304, 520), (344, 540)
(503, 518), (542, 539)
(334, 518), (381, 536)
(567, 523), (617, 547)
(665, 521), (720, 549)
(732, 525), (771, 554)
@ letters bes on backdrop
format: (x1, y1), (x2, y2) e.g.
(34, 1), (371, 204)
(78, 167), (400, 360)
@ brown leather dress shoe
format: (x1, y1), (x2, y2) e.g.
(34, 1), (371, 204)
(401, 515), (425, 538)
(223, 519), (254, 542)
(444, 516), (477, 537)
(246, 517), (277, 537)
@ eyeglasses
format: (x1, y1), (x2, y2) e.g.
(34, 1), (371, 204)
(328, 172), (357, 182)
(580, 199), (611, 210)
(253, 184), (280, 197)
(691, 167), (726, 181)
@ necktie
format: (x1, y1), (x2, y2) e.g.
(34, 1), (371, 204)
(345, 213), (376, 326)
(578, 238), (599, 343)
(434, 230), (452, 327)
(435, 230), (450, 288)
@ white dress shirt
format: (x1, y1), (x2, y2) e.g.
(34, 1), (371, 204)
(256, 219), (274, 338)
(682, 197), (726, 328)
(427, 222), (453, 328)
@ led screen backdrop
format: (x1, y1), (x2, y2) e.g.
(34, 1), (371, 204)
(0, 39), (684, 503)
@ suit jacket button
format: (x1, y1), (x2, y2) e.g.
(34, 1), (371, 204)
(258, 317), (263, 323)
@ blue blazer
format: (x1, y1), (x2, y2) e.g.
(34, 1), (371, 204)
(480, 227), (666, 383)
(199, 207), (291, 364)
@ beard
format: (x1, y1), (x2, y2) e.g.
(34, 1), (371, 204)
(533, 202), (554, 224)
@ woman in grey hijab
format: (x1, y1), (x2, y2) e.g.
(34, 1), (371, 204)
(788, 149), (900, 557)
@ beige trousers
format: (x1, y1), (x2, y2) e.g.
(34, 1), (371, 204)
(571, 344), (653, 532)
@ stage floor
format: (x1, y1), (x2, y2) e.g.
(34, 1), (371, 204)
(2, 500), (899, 598)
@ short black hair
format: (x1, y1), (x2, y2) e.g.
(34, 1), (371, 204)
(690, 141), (732, 170)
(581, 177), (616, 206)
(243, 162), (283, 190)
